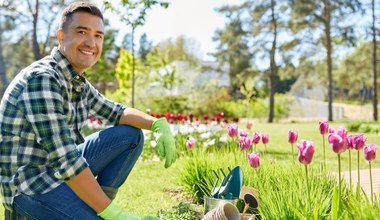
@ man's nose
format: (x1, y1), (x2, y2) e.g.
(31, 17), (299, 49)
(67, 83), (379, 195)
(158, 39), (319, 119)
(85, 35), (96, 47)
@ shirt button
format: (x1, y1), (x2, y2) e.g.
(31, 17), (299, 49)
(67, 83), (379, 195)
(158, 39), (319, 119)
(74, 76), (80, 80)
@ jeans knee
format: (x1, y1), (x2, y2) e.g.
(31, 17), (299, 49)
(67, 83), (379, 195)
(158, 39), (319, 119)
(115, 125), (144, 147)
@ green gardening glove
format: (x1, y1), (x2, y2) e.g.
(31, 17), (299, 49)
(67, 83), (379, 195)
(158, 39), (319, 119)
(151, 118), (177, 168)
(98, 201), (159, 220)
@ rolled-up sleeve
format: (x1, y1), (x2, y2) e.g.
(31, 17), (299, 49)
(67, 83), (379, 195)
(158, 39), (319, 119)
(86, 82), (125, 125)
(18, 74), (88, 181)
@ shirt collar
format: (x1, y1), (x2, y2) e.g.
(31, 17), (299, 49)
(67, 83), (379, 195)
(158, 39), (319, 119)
(51, 47), (86, 82)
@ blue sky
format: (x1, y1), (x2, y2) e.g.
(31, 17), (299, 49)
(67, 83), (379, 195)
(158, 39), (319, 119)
(102, 0), (242, 60)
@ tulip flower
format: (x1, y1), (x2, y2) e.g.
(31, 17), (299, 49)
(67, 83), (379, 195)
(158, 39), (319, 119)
(252, 132), (261, 151)
(328, 128), (349, 206)
(297, 140), (315, 165)
(248, 152), (260, 168)
(227, 124), (239, 138)
(319, 121), (329, 135)
(364, 144), (377, 202)
(239, 136), (252, 151)
(262, 134), (269, 152)
(240, 130), (248, 137)
(186, 137), (196, 149)
(347, 134), (367, 187)
(297, 140), (315, 212)
(319, 121), (329, 170)
(288, 130), (298, 162)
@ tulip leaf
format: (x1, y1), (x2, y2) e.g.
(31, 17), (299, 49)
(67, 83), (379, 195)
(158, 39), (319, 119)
(331, 186), (339, 220)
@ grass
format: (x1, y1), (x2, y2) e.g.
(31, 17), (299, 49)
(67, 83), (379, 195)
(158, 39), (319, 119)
(1, 121), (379, 218)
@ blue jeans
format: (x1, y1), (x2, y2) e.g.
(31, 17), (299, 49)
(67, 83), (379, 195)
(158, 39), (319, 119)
(13, 125), (144, 220)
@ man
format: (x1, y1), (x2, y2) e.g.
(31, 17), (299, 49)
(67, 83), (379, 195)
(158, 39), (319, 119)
(0, 2), (176, 219)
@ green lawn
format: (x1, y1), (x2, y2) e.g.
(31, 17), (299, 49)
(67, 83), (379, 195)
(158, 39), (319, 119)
(1, 121), (379, 218)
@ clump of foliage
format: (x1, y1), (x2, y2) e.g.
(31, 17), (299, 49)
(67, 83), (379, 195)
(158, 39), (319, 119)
(346, 120), (379, 134)
(157, 202), (199, 220)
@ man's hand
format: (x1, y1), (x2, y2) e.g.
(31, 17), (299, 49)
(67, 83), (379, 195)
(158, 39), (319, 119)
(98, 201), (159, 220)
(151, 118), (177, 168)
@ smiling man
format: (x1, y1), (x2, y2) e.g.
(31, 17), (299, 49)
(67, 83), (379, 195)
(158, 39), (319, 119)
(0, 2), (176, 220)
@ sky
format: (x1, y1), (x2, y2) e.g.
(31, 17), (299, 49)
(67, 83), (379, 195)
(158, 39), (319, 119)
(101, 0), (242, 60)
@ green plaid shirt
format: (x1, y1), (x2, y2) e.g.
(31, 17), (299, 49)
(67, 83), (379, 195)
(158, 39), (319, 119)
(0, 47), (125, 210)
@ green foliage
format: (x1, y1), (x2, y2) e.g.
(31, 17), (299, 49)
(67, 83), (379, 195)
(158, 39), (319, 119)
(215, 94), (294, 119)
(158, 202), (199, 220)
(147, 95), (189, 114)
(179, 158), (215, 204)
(346, 121), (379, 134)
(191, 87), (232, 117)
(346, 120), (362, 132)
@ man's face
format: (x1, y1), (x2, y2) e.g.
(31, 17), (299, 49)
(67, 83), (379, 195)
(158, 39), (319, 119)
(57, 12), (104, 74)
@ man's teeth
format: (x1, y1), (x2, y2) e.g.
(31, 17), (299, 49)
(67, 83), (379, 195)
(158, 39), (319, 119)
(81, 50), (94, 55)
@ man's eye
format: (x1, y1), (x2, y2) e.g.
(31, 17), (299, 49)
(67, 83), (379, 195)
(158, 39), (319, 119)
(78, 31), (86, 35)
(96, 35), (103, 39)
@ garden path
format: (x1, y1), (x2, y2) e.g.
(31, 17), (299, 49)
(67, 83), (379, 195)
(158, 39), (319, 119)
(341, 167), (380, 197)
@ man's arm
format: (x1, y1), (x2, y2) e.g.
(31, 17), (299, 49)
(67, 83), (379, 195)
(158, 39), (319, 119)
(118, 108), (157, 130)
(66, 167), (111, 213)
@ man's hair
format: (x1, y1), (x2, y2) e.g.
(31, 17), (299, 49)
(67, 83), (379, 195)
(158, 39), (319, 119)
(60, 2), (104, 32)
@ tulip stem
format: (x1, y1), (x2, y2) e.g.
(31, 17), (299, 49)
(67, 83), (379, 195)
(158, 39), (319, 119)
(291, 143), (295, 163)
(348, 150), (352, 187)
(322, 135), (326, 171)
(338, 153), (341, 209)
(369, 161), (373, 203)
(357, 150), (360, 187)
(305, 165), (311, 215)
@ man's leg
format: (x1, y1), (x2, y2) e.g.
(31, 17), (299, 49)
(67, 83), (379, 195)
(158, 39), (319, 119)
(77, 125), (144, 200)
(13, 183), (100, 219)
(13, 125), (144, 219)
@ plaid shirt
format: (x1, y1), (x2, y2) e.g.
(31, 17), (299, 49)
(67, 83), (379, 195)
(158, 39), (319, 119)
(0, 47), (125, 210)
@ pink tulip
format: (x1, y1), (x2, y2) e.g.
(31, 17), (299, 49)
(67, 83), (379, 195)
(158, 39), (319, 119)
(288, 130), (298, 144)
(262, 134), (269, 144)
(364, 144), (377, 161)
(227, 124), (239, 138)
(240, 130), (248, 137)
(328, 133), (347, 154)
(186, 137), (196, 149)
(297, 140), (315, 165)
(347, 134), (367, 151)
(319, 121), (329, 135)
(239, 136), (252, 151)
(252, 132), (261, 144)
(328, 127), (336, 134)
(248, 152), (260, 168)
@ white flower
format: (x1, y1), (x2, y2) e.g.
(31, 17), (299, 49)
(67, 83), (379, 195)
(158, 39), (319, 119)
(219, 134), (228, 142)
(150, 140), (157, 148)
(204, 139), (215, 147)
(200, 132), (211, 139)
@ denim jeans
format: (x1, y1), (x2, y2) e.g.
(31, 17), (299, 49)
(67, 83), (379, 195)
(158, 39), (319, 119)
(13, 125), (144, 220)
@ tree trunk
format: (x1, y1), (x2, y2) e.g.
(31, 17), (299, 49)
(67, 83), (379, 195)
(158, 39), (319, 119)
(32, 0), (41, 60)
(0, 11), (8, 98)
(268, 0), (277, 123)
(323, 0), (333, 121)
(372, 0), (378, 121)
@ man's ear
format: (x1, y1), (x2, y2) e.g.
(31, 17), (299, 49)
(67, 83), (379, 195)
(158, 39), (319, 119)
(56, 29), (64, 44)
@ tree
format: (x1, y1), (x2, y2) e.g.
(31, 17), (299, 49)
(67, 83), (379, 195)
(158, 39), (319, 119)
(138, 32), (152, 63)
(290, 0), (362, 121)
(213, 4), (251, 100)
(104, 0), (169, 108)
(0, 0), (16, 97)
(371, 0), (378, 120)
